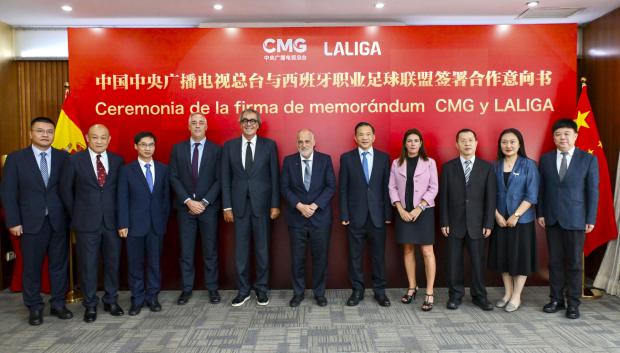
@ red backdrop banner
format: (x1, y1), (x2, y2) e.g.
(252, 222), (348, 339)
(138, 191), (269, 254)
(68, 25), (576, 289)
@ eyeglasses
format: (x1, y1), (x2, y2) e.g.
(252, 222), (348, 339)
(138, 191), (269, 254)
(240, 119), (258, 126)
(32, 128), (54, 135)
(138, 143), (155, 148)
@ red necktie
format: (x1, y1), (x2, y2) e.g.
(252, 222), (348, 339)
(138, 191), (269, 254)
(96, 154), (107, 187)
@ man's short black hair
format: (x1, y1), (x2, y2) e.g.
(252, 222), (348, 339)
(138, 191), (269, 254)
(30, 116), (55, 128)
(134, 131), (156, 144)
(355, 121), (375, 134)
(551, 118), (578, 133)
(456, 128), (477, 142)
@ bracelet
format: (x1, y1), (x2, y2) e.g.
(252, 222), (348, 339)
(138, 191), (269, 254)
(418, 204), (427, 211)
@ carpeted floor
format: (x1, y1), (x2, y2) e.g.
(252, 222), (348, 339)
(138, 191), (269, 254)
(1, 287), (619, 352)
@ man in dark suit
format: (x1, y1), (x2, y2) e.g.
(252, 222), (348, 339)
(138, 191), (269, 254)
(169, 112), (222, 305)
(1, 117), (73, 326)
(339, 122), (392, 307)
(537, 118), (599, 319)
(60, 124), (124, 323)
(222, 108), (280, 307)
(440, 128), (496, 311)
(281, 129), (336, 307)
(117, 131), (170, 316)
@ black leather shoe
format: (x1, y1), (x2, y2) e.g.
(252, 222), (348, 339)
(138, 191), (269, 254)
(83, 307), (97, 323)
(446, 299), (461, 310)
(374, 294), (391, 307)
(177, 291), (192, 305)
(346, 290), (364, 306)
(103, 302), (125, 316)
(315, 296), (328, 307)
(289, 294), (304, 307)
(146, 299), (162, 312)
(543, 300), (566, 313)
(472, 297), (494, 311)
(29, 309), (43, 326)
(50, 306), (73, 320)
(566, 306), (580, 319)
(209, 290), (222, 304)
(128, 304), (142, 316)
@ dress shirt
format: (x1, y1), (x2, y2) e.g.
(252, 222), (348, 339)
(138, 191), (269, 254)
(300, 152), (314, 185)
(137, 158), (155, 184)
(459, 155), (476, 173)
(556, 147), (575, 173)
(88, 148), (108, 174)
(358, 147), (374, 179)
(189, 138), (206, 176)
(241, 135), (257, 169)
(32, 145), (52, 173)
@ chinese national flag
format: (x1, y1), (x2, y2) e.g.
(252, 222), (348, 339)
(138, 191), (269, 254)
(51, 91), (86, 153)
(574, 83), (618, 256)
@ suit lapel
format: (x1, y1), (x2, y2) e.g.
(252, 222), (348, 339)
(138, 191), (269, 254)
(26, 148), (46, 189)
(133, 160), (151, 193)
(293, 155), (304, 190)
(199, 141), (209, 173)
(563, 149), (582, 182)
(184, 141), (192, 174)
(48, 149), (62, 187)
(80, 151), (100, 187)
(413, 158), (427, 176)
(153, 161), (164, 191)
(250, 137), (266, 176)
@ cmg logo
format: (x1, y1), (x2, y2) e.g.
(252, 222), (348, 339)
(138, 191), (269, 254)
(262, 38), (307, 54)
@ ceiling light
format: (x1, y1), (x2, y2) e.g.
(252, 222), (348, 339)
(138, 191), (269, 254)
(61, 5), (72, 12)
(213, 4), (223, 10)
(374, 2), (385, 9)
(526, 1), (539, 7)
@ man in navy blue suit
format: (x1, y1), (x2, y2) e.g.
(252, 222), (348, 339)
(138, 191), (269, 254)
(281, 129), (336, 307)
(538, 118), (599, 319)
(339, 122), (392, 307)
(117, 131), (170, 316)
(222, 108), (280, 307)
(61, 124), (124, 323)
(2, 117), (73, 325)
(169, 113), (222, 306)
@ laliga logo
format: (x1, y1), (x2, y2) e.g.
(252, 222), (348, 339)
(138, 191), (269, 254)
(262, 38), (307, 54)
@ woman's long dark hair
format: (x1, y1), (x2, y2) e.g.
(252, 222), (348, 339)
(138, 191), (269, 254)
(497, 128), (528, 160)
(398, 128), (428, 166)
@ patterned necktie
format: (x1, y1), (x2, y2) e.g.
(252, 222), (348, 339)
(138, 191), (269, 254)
(303, 159), (311, 191)
(39, 151), (49, 187)
(191, 142), (200, 192)
(245, 141), (253, 171)
(96, 154), (106, 187)
(559, 152), (568, 181)
(464, 160), (472, 184)
(145, 163), (154, 193)
(362, 151), (370, 184)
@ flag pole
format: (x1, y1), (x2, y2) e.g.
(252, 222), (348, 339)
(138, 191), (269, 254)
(579, 77), (604, 299)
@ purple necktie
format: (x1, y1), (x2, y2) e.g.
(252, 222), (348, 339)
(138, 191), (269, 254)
(191, 142), (200, 192)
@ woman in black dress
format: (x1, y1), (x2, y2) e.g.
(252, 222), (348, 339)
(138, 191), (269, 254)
(488, 128), (540, 312)
(388, 129), (439, 311)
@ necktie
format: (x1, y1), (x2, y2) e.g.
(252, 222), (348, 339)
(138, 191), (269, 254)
(362, 151), (370, 184)
(39, 151), (49, 187)
(464, 160), (472, 184)
(96, 154), (106, 187)
(559, 152), (568, 181)
(145, 163), (154, 193)
(303, 159), (311, 191)
(191, 142), (200, 192)
(245, 141), (253, 172)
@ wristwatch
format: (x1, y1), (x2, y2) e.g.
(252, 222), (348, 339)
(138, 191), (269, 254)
(418, 204), (427, 211)
(514, 212), (522, 218)
(201, 199), (209, 208)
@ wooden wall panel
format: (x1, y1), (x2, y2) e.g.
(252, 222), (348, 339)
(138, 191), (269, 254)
(16, 60), (68, 147)
(0, 23), (19, 156)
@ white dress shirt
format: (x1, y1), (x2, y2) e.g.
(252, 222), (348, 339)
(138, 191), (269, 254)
(241, 135), (257, 169)
(32, 145), (52, 174)
(300, 152), (314, 185)
(137, 157), (155, 184)
(358, 147), (374, 179)
(556, 147), (575, 173)
(189, 138), (206, 176)
(460, 155), (476, 174)
(88, 148), (108, 174)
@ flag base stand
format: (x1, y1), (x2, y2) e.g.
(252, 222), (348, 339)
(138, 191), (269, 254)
(65, 290), (83, 304)
(582, 253), (604, 299)
(65, 231), (83, 304)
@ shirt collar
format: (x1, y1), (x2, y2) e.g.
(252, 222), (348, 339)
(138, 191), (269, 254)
(190, 138), (206, 146)
(358, 146), (374, 156)
(557, 147), (575, 156)
(137, 157), (153, 169)
(300, 152), (314, 162)
(88, 148), (107, 159)
(460, 155), (476, 165)
(243, 135), (257, 145)
(31, 145), (52, 156)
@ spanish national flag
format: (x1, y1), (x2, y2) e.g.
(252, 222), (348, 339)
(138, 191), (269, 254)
(52, 91), (86, 153)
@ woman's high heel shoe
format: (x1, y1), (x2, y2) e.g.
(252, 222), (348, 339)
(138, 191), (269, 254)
(401, 287), (418, 304)
(421, 293), (434, 311)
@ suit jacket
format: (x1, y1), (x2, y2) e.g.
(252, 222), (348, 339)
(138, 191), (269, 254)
(388, 157), (438, 209)
(221, 136), (280, 217)
(169, 139), (221, 218)
(537, 148), (599, 230)
(1, 146), (69, 233)
(117, 160), (171, 236)
(60, 150), (124, 232)
(495, 156), (539, 223)
(339, 148), (392, 228)
(280, 151), (336, 228)
(439, 157), (496, 239)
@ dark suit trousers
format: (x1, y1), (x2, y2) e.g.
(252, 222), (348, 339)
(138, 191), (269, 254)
(76, 226), (121, 308)
(21, 217), (68, 311)
(177, 209), (219, 292)
(347, 217), (386, 294)
(127, 230), (163, 305)
(234, 211), (271, 295)
(447, 234), (487, 301)
(289, 225), (331, 297)
(546, 225), (585, 307)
